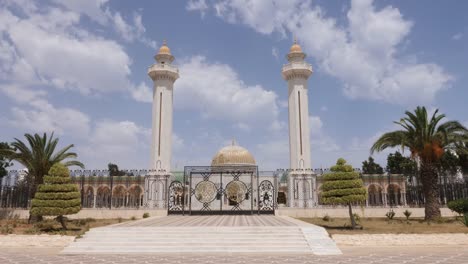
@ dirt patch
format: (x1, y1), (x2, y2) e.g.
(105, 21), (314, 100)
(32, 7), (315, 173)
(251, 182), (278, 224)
(298, 217), (468, 234)
(0, 217), (128, 236)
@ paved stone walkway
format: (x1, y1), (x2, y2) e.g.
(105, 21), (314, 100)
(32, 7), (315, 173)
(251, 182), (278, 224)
(116, 215), (296, 227)
(1, 247), (468, 263)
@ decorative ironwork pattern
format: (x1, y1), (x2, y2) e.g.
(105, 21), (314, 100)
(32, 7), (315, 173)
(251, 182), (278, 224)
(225, 180), (248, 204)
(194, 181), (217, 203)
(168, 181), (184, 211)
(259, 180), (275, 211)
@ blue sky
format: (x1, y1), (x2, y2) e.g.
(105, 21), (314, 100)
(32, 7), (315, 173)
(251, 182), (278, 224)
(0, 0), (467, 171)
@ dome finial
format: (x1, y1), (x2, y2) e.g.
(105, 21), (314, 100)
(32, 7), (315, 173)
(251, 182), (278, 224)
(289, 35), (303, 53)
(232, 138), (236, 146)
(158, 39), (171, 55)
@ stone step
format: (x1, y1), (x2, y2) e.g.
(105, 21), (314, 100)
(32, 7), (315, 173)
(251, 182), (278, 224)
(61, 216), (342, 255)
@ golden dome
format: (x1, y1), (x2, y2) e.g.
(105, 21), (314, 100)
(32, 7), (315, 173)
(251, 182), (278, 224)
(289, 37), (303, 53)
(211, 140), (256, 166)
(158, 40), (171, 55)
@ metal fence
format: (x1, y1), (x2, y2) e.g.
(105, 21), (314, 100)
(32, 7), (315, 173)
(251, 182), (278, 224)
(0, 170), (146, 209)
(1, 170), (468, 209)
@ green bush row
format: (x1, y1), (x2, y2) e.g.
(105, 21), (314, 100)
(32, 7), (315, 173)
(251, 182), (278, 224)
(43, 176), (72, 184)
(322, 172), (359, 181)
(321, 179), (364, 192)
(31, 198), (81, 208)
(447, 198), (468, 215)
(321, 194), (367, 204)
(321, 187), (366, 198)
(34, 192), (81, 200)
(30, 206), (81, 216)
(38, 184), (78, 193)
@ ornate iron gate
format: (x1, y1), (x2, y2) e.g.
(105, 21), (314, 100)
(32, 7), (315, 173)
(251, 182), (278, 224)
(258, 180), (275, 213)
(168, 166), (276, 215)
(168, 181), (184, 212)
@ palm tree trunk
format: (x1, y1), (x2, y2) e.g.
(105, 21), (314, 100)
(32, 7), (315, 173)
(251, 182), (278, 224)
(348, 202), (356, 229)
(420, 162), (441, 220)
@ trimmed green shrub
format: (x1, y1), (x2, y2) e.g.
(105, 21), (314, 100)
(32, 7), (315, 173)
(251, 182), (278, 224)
(143, 212), (150, 218)
(447, 199), (468, 215)
(462, 213), (468, 227)
(320, 158), (366, 229)
(403, 209), (412, 220)
(386, 210), (396, 220)
(30, 163), (81, 229)
(322, 214), (331, 222)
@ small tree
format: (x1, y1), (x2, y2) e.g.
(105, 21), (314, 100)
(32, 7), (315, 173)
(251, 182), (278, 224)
(30, 163), (81, 229)
(362, 156), (384, 174)
(321, 158), (366, 229)
(0, 142), (13, 179)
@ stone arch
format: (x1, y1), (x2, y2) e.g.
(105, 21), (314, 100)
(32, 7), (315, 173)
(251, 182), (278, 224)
(128, 185), (144, 208)
(96, 185), (111, 208)
(367, 183), (383, 206)
(112, 185), (127, 208)
(387, 183), (401, 206)
(83, 185), (94, 208)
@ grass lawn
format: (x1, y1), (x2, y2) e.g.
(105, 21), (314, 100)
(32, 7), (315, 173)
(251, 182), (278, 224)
(0, 217), (127, 236)
(299, 217), (468, 235)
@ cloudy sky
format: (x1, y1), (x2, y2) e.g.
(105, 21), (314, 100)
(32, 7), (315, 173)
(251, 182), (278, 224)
(0, 0), (467, 171)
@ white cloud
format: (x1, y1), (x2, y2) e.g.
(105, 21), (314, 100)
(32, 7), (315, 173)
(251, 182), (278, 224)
(0, 6), (133, 95)
(186, 0), (209, 17)
(131, 82), (153, 103)
(256, 115), (340, 169)
(1, 85), (90, 138)
(309, 115), (340, 153)
(50, 0), (156, 48)
(452, 33), (463, 40)
(272, 47), (279, 59)
(194, 0), (452, 105)
(78, 120), (151, 169)
(50, 0), (109, 25)
(175, 56), (280, 126)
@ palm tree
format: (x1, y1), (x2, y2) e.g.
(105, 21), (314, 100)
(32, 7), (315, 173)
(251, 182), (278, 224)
(371, 106), (468, 220)
(0, 133), (85, 196)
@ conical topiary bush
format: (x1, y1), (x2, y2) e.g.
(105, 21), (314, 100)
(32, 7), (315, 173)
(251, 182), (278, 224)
(30, 163), (81, 229)
(320, 158), (366, 229)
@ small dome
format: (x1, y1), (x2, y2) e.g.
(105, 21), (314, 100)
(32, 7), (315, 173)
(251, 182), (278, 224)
(211, 140), (256, 166)
(289, 37), (303, 53)
(158, 40), (171, 55)
(290, 43), (302, 53)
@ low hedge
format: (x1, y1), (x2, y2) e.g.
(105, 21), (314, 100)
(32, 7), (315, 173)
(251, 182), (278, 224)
(447, 198), (468, 215)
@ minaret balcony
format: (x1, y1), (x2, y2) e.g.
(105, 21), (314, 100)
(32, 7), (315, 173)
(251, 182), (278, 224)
(148, 63), (179, 81)
(282, 62), (313, 80)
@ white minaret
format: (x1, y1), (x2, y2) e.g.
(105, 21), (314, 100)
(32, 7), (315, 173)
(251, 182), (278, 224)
(282, 38), (313, 170)
(148, 40), (179, 172)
